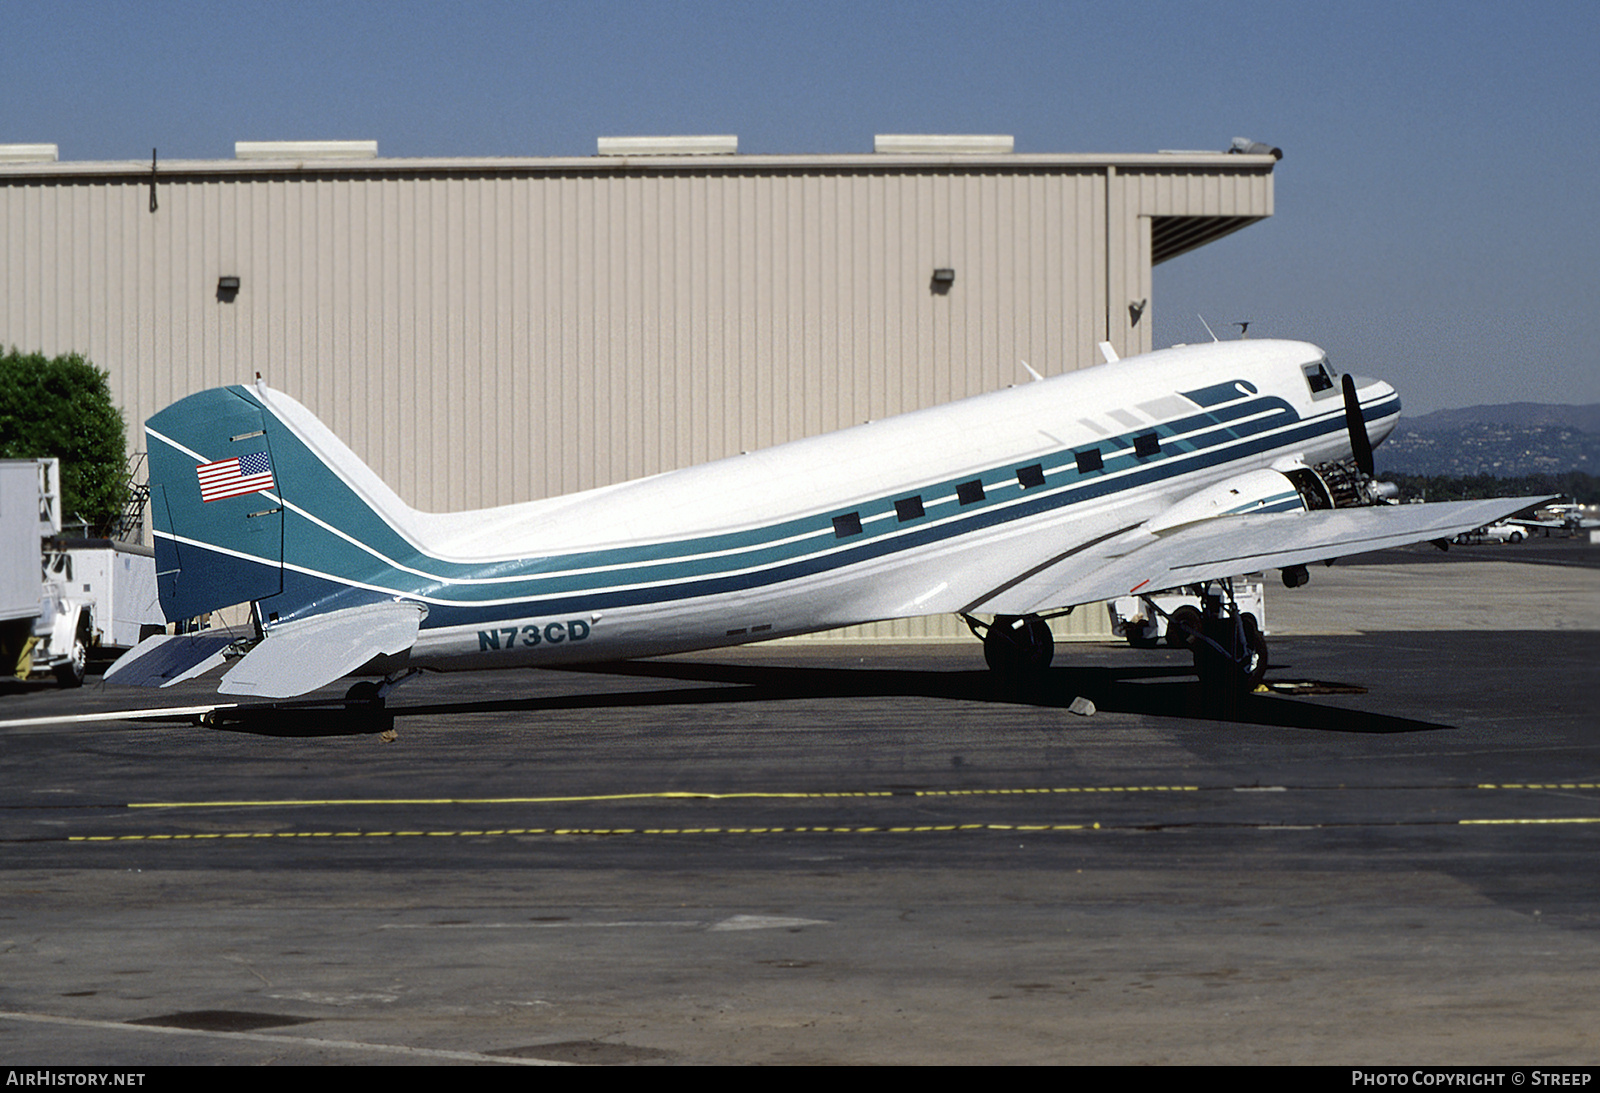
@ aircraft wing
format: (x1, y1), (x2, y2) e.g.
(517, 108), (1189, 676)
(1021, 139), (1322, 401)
(217, 602), (425, 699)
(974, 496), (1551, 616)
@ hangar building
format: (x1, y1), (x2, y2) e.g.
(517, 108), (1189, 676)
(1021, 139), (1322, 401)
(0, 136), (1276, 639)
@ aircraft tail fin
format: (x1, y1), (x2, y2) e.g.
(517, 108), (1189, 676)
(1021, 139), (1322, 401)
(145, 383), (423, 627)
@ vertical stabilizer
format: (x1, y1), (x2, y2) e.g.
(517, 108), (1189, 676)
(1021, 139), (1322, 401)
(147, 384), (424, 627)
(147, 388), (285, 621)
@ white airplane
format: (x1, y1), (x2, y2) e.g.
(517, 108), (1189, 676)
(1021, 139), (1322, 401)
(106, 339), (1543, 704)
(1509, 501), (1598, 533)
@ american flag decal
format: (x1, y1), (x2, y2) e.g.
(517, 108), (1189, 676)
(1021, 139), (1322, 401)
(196, 450), (276, 502)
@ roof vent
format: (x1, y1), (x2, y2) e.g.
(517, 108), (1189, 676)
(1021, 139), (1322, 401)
(597, 135), (738, 156)
(235, 141), (379, 160)
(874, 134), (1013, 155)
(0, 144), (59, 163)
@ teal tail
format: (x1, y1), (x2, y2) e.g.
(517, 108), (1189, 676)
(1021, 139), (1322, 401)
(146, 384), (418, 626)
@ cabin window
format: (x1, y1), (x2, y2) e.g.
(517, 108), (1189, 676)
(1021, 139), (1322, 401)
(1133, 432), (1160, 457)
(1075, 449), (1103, 473)
(895, 496), (925, 521)
(1017, 464), (1046, 489)
(832, 513), (862, 538)
(956, 479), (985, 505)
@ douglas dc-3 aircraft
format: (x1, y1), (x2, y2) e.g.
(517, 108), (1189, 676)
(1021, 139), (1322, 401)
(106, 339), (1543, 704)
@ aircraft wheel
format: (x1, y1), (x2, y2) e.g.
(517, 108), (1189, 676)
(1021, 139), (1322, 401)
(1124, 619), (1161, 649)
(983, 614), (1054, 674)
(344, 680), (384, 709)
(1193, 613), (1267, 693)
(1166, 605), (1203, 650)
(1239, 613), (1269, 690)
(54, 627), (88, 689)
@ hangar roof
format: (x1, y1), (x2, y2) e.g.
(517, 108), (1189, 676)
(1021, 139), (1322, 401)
(3, 148), (1276, 265)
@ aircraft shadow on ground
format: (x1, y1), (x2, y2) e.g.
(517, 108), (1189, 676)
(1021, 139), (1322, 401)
(205, 658), (1449, 737)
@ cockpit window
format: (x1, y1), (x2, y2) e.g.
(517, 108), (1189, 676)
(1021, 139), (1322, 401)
(1303, 358), (1338, 397)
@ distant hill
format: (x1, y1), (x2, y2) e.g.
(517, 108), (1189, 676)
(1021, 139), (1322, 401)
(1396, 403), (1600, 434)
(1377, 403), (1600, 477)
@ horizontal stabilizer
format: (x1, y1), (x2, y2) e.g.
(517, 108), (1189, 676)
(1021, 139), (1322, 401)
(218, 601), (425, 699)
(104, 633), (236, 688)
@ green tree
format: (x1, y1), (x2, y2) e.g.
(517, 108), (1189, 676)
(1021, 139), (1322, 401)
(1381, 471), (1598, 505)
(0, 349), (128, 534)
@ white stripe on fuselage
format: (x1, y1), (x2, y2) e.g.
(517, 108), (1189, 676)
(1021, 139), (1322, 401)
(240, 384), (1357, 602)
(177, 394), (1359, 618)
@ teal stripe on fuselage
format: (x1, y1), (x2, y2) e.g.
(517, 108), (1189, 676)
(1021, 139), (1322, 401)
(256, 396), (1383, 629)
(248, 387), (1310, 606)
(237, 384), (1399, 628)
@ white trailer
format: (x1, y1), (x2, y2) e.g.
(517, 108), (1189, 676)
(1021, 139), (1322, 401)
(0, 461), (43, 625)
(50, 538), (163, 649)
(0, 459), (162, 687)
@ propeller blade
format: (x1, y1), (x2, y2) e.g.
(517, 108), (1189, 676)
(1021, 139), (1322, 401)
(1342, 372), (1375, 476)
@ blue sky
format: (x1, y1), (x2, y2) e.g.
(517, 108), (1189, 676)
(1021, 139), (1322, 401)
(6, 0), (1596, 414)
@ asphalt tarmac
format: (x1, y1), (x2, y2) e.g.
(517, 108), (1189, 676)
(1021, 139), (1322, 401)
(2, 537), (1597, 1064)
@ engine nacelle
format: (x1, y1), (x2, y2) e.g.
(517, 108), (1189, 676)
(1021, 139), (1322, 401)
(1145, 468), (1321, 534)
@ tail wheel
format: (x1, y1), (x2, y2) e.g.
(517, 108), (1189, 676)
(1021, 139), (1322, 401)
(983, 614), (1054, 674)
(344, 680), (384, 709)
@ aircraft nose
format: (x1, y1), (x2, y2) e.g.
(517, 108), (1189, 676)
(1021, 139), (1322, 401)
(1350, 375), (1400, 446)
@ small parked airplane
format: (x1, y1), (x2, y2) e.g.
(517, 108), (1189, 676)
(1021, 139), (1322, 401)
(107, 339), (1543, 703)
(1509, 501), (1598, 534)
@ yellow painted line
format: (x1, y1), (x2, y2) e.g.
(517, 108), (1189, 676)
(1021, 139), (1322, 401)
(61, 815), (1600, 843)
(125, 785), (1201, 809)
(130, 790), (890, 808)
(1476, 783), (1600, 790)
(917, 786), (1197, 796)
(1459, 817), (1600, 825)
(63, 783), (1600, 814)
(69, 822), (1102, 843)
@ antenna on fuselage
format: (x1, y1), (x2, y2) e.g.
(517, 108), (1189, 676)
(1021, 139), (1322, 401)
(1019, 360), (1045, 382)
(1197, 315), (1220, 342)
(1233, 321), (1251, 339)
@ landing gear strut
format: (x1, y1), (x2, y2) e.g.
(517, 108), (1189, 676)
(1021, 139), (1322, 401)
(1190, 584), (1268, 695)
(963, 613), (1055, 675)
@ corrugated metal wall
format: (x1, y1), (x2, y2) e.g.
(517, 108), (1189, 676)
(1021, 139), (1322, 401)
(1, 154), (1271, 640)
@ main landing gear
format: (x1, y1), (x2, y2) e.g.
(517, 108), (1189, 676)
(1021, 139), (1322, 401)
(1167, 584), (1268, 696)
(963, 586), (1266, 703)
(962, 612), (1056, 675)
